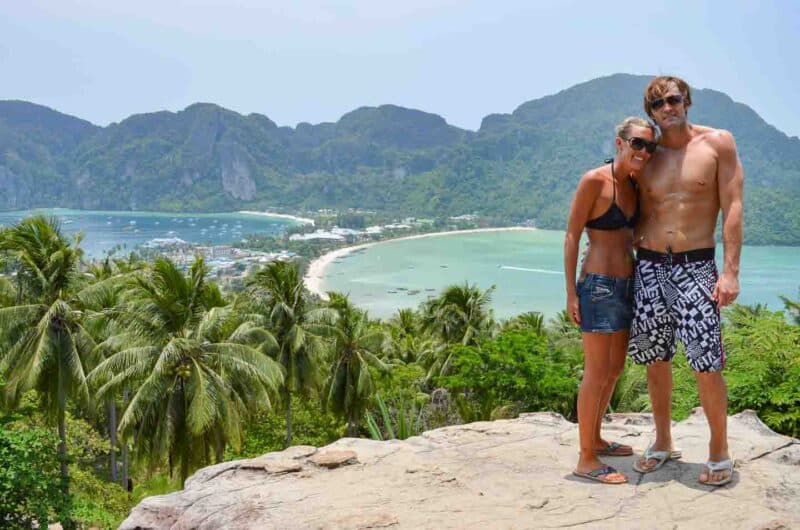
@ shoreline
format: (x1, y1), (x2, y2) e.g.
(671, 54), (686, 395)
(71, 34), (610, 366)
(238, 210), (315, 225)
(303, 226), (536, 300)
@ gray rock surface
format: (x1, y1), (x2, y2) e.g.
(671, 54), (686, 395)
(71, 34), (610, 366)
(219, 144), (256, 201)
(120, 410), (799, 529)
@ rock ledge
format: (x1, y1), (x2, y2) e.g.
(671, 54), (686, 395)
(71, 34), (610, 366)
(121, 410), (799, 529)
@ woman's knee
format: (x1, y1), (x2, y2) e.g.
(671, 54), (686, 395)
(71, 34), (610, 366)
(607, 361), (625, 381)
(582, 363), (611, 385)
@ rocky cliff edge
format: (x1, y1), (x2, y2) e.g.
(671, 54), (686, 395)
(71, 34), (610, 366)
(120, 409), (799, 530)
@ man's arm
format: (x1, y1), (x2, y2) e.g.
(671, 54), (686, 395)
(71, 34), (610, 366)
(713, 130), (744, 307)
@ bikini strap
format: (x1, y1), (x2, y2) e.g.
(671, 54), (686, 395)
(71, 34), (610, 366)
(610, 159), (617, 202)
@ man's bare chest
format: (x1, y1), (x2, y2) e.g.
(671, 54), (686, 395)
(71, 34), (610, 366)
(642, 146), (718, 200)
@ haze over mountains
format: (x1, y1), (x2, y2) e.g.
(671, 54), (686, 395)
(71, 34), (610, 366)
(2, 73), (799, 244)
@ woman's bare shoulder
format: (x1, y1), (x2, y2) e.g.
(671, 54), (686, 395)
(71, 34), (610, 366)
(578, 165), (610, 187)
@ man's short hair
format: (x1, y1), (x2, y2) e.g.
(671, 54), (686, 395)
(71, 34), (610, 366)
(615, 116), (657, 140)
(643, 76), (692, 118)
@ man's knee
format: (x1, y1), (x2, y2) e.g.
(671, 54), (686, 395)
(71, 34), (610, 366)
(694, 370), (727, 391)
(646, 361), (672, 379)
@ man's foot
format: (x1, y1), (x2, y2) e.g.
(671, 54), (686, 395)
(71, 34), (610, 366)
(633, 444), (681, 473)
(698, 458), (734, 486)
(595, 440), (634, 456)
(573, 465), (628, 484)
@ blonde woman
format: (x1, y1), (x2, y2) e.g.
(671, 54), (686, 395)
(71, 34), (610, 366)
(564, 117), (657, 484)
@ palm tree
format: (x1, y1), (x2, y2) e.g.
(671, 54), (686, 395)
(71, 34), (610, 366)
(0, 275), (17, 307)
(245, 260), (325, 447)
(779, 296), (800, 325)
(419, 283), (496, 381)
(385, 308), (436, 364)
(0, 216), (95, 528)
(421, 283), (496, 346)
(501, 311), (545, 335)
(388, 308), (421, 338)
(89, 257), (283, 485)
(318, 293), (389, 436)
(79, 257), (141, 485)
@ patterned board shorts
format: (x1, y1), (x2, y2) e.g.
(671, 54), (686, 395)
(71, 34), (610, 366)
(627, 247), (725, 372)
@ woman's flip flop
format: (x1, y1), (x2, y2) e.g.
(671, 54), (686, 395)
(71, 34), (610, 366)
(595, 441), (634, 456)
(572, 465), (628, 484)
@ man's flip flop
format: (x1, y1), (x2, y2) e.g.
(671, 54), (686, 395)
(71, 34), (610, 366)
(699, 459), (734, 486)
(572, 465), (628, 484)
(595, 441), (634, 456)
(633, 446), (682, 473)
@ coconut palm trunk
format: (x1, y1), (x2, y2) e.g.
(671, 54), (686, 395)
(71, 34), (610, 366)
(285, 389), (293, 447)
(57, 376), (75, 530)
(109, 399), (118, 481)
(121, 388), (130, 490)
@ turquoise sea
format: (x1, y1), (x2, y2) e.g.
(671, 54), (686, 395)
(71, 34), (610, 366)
(0, 209), (298, 258)
(320, 230), (800, 320)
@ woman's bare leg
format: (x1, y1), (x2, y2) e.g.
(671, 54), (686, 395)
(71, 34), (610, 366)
(593, 330), (630, 451)
(576, 331), (626, 482)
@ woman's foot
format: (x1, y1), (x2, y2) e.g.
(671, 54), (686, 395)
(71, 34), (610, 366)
(594, 439), (634, 456)
(575, 457), (628, 484)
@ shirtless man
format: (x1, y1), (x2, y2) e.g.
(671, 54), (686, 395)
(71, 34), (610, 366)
(627, 76), (743, 486)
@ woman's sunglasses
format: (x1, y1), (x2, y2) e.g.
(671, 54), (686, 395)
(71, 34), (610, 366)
(623, 136), (657, 154)
(650, 94), (684, 111)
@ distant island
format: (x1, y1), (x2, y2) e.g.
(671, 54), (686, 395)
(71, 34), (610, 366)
(2, 73), (799, 245)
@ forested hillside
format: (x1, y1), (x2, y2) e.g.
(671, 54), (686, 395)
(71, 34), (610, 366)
(2, 74), (799, 244)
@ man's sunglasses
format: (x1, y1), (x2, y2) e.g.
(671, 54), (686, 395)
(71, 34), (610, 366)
(650, 94), (684, 111)
(623, 136), (657, 154)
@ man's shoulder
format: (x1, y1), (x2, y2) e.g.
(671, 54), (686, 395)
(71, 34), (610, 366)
(692, 124), (737, 150)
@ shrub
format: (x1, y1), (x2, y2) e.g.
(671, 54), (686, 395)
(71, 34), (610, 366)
(229, 398), (345, 458)
(0, 427), (67, 529)
(437, 330), (580, 421)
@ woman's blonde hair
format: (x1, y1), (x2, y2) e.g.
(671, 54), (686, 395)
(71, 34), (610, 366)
(615, 116), (657, 140)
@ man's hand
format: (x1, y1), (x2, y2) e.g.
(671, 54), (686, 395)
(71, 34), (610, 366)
(712, 272), (740, 307)
(567, 294), (581, 325)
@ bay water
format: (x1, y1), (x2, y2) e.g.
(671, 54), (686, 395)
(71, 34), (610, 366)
(320, 230), (800, 320)
(0, 209), (297, 258)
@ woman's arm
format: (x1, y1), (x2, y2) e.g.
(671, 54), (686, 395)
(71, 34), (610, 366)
(564, 171), (602, 324)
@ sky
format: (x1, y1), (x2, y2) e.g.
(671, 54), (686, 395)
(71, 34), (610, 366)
(2, 0), (799, 137)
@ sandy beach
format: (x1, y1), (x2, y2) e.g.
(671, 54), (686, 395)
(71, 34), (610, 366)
(303, 226), (536, 299)
(238, 210), (315, 225)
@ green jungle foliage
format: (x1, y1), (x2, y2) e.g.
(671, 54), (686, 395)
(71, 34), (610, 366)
(437, 330), (581, 421)
(3, 74), (800, 244)
(230, 397), (344, 458)
(0, 426), (67, 529)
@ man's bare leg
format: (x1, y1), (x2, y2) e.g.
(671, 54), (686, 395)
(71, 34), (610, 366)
(636, 360), (676, 470)
(695, 372), (730, 483)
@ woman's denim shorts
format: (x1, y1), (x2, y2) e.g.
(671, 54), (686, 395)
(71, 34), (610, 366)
(576, 273), (633, 333)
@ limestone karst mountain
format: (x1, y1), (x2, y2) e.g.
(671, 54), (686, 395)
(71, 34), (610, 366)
(3, 74), (800, 243)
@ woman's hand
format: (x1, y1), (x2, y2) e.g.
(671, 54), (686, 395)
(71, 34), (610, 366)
(567, 293), (581, 325)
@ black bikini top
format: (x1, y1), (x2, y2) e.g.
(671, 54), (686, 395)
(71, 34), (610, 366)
(585, 159), (639, 231)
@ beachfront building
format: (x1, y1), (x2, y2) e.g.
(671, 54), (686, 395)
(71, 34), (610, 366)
(289, 230), (346, 242)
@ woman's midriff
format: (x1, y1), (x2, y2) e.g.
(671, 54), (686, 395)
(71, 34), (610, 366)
(580, 229), (635, 279)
